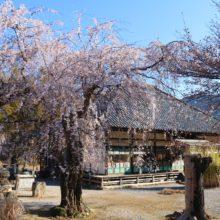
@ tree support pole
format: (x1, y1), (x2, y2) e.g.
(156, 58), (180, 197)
(177, 154), (212, 220)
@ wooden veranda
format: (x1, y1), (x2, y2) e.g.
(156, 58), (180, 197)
(83, 171), (184, 189)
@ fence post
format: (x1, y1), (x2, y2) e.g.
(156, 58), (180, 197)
(101, 178), (103, 188)
(120, 177), (122, 185)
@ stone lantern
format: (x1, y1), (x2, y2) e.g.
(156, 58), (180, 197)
(0, 166), (10, 186)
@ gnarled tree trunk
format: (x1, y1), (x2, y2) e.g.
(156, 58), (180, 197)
(59, 117), (85, 216)
(59, 139), (84, 215)
(59, 170), (68, 208)
(59, 86), (98, 215)
(177, 154), (212, 220)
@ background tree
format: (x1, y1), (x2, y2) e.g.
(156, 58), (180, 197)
(153, 1), (220, 219)
(158, 0), (220, 120)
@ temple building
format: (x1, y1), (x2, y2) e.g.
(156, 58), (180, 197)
(86, 85), (220, 175)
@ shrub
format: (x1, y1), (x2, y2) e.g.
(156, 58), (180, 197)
(0, 192), (24, 220)
(203, 149), (220, 187)
(189, 146), (220, 187)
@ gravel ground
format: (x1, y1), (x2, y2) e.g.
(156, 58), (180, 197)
(20, 179), (220, 220)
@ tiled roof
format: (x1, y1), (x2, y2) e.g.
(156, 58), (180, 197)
(105, 85), (220, 133)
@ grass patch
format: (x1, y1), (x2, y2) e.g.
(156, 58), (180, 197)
(158, 188), (185, 195)
(51, 207), (66, 217)
(73, 211), (82, 218)
(83, 203), (92, 213)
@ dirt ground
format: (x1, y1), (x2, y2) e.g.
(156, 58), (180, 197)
(20, 180), (220, 220)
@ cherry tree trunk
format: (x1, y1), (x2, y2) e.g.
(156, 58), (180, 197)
(60, 166), (83, 211)
(59, 151), (84, 215)
(177, 155), (212, 220)
(59, 170), (68, 208)
(59, 123), (85, 215)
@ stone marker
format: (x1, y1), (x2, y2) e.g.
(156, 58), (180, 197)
(32, 182), (46, 198)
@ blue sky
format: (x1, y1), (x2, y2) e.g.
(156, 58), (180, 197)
(10, 0), (218, 47)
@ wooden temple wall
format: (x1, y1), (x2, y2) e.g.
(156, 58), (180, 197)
(83, 128), (218, 175)
(108, 129), (173, 175)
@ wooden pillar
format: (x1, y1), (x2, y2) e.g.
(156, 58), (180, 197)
(105, 130), (110, 175)
(15, 175), (19, 191)
(177, 155), (212, 220)
(170, 150), (173, 171)
(130, 130), (134, 174)
(153, 131), (156, 157)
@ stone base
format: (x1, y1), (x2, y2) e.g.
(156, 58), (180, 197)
(15, 174), (36, 190)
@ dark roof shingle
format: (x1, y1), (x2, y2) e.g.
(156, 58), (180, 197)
(106, 85), (220, 133)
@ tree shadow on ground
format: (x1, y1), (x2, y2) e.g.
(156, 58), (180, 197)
(36, 177), (103, 190)
(35, 177), (60, 186)
(164, 214), (174, 220)
(121, 186), (185, 191)
(18, 195), (32, 198)
(24, 207), (52, 218)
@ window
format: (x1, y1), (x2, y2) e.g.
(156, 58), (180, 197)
(156, 148), (171, 171)
(109, 149), (130, 169)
